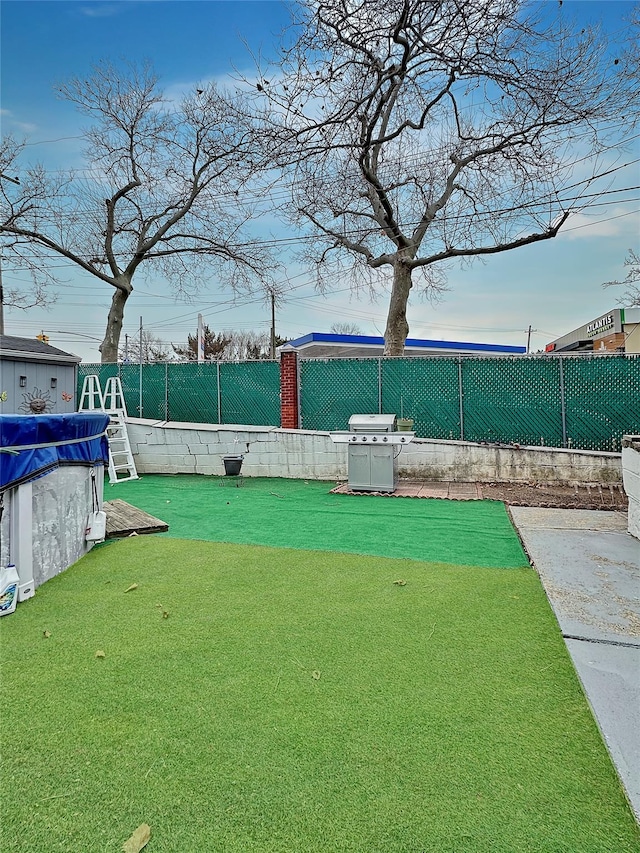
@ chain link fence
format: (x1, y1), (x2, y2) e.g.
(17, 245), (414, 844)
(78, 354), (639, 452)
(77, 361), (281, 426)
(300, 354), (640, 452)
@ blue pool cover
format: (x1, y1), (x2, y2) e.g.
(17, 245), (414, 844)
(0, 413), (110, 491)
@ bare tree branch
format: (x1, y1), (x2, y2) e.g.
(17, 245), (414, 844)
(1, 63), (277, 361)
(255, 0), (638, 354)
(603, 250), (640, 307)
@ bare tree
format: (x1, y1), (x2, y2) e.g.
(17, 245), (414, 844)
(1, 138), (58, 328)
(0, 63), (275, 362)
(1, 269), (55, 313)
(221, 329), (288, 360)
(257, 0), (638, 354)
(330, 322), (363, 335)
(119, 330), (174, 364)
(603, 251), (640, 307)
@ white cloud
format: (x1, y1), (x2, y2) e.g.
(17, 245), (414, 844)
(560, 206), (639, 240)
(1, 109), (38, 134)
(162, 67), (254, 105)
(79, 4), (122, 18)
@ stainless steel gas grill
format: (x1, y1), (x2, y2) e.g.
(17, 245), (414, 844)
(330, 414), (415, 493)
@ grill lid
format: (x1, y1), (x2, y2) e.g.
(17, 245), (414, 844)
(348, 413), (397, 433)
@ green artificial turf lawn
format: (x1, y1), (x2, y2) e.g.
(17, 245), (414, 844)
(108, 475), (528, 569)
(1, 537), (638, 852)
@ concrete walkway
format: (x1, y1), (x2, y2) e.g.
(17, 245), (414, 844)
(509, 507), (640, 823)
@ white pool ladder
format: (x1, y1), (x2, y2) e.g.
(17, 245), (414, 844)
(106, 409), (139, 484)
(79, 375), (138, 484)
(78, 374), (105, 411)
(102, 377), (127, 414)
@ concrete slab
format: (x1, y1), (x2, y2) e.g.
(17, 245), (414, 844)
(509, 506), (640, 822)
(448, 482), (482, 500)
(417, 483), (449, 498)
(510, 506), (629, 532)
(515, 527), (639, 643)
(330, 481), (484, 500)
(565, 639), (640, 821)
(395, 482), (423, 496)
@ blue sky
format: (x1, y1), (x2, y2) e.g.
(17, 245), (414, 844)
(1, 0), (639, 361)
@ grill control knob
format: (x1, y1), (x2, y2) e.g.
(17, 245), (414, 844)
(351, 436), (357, 442)
(383, 436), (388, 442)
(362, 436), (367, 441)
(401, 436), (406, 442)
(372, 436), (377, 441)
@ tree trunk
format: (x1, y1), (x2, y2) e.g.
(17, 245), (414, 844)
(383, 260), (413, 356)
(99, 284), (131, 363)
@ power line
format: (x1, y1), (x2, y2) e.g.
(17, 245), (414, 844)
(17, 120), (639, 184)
(3, 190), (639, 266)
(560, 208), (638, 233)
(7, 127), (639, 214)
(5, 150), (639, 220)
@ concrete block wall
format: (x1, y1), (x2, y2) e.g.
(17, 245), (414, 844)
(398, 441), (623, 485)
(622, 437), (640, 539)
(126, 419), (346, 480)
(125, 418), (623, 485)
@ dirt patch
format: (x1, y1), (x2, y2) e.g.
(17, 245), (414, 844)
(478, 481), (628, 511)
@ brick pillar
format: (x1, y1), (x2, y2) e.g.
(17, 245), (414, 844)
(280, 347), (299, 429)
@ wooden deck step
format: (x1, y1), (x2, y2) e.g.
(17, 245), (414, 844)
(103, 499), (169, 538)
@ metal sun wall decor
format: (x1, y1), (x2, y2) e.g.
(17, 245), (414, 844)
(19, 387), (54, 414)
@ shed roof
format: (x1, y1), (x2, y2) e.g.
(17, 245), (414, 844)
(0, 335), (81, 365)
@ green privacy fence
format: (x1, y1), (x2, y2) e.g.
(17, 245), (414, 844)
(77, 361), (281, 426)
(78, 354), (639, 452)
(300, 354), (640, 452)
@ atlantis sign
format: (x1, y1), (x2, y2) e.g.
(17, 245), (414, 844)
(586, 314), (614, 338)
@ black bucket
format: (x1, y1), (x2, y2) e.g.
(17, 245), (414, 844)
(222, 455), (244, 476)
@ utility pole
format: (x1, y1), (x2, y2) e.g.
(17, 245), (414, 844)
(139, 316), (143, 417)
(197, 313), (205, 363)
(526, 324), (536, 354)
(0, 260), (4, 336)
(270, 291), (277, 360)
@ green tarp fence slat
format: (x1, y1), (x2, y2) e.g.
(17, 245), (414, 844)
(78, 354), (640, 451)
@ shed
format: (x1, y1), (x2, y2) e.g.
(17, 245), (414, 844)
(0, 335), (81, 415)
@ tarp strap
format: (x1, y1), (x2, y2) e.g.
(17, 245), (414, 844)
(3, 431), (108, 453)
(91, 468), (100, 513)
